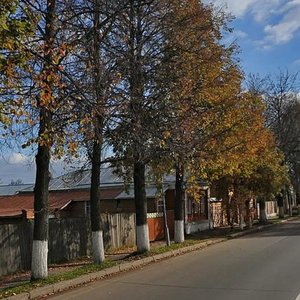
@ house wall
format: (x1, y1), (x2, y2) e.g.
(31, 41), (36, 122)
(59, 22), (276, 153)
(165, 190), (175, 210)
(58, 198), (158, 217)
(185, 220), (209, 234)
(58, 202), (85, 218)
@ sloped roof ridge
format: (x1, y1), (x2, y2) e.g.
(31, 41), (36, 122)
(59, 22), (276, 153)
(0, 184), (33, 196)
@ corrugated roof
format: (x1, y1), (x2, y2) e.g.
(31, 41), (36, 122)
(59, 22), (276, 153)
(21, 168), (124, 192)
(116, 184), (169, 200)
(71, 188), (123, 202)
(0, 184), (33, 196)
(0, 187), (124, 217)
(2, 166), (207, 195)
(47, 168), (124, 190)
(0, 194), (34, 210)
(19, 167), (189, 193)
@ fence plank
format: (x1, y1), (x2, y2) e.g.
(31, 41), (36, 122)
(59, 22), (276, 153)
(8, 224), (21, 273)
(18, 222), (32, 270)
(0, 213), (136, 276)
(0, 224), (9, 276)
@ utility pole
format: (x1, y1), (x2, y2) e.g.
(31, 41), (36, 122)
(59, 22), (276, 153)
(162, 181), (170, 246)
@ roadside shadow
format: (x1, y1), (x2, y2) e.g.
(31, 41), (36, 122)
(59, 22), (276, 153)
(242, 220), (300, 238)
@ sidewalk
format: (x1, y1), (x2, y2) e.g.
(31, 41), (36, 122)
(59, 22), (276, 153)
(1, 216), (297, 300)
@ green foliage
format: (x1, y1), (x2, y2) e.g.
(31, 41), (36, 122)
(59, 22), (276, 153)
(0, 0), (294, 247)
(0, 1), (32, 71)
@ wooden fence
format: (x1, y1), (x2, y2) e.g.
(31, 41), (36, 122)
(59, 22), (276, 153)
(0, 222), (32, 277)
(0, 213), (135, 277)
(210, 200), (278, 227)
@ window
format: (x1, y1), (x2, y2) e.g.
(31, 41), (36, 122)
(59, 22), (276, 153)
(85, 201), (90, 217)
(157, 199), (164, 212)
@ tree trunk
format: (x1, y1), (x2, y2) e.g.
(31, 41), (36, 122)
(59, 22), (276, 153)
(277, 193), (284, 219)
(89, 0), (105, 264)
(134, 161), (150, 253)
(174, 163), (184, 243)
(259, 197), (267, 224)
(286, 188), (293, 216)
(127, 2), (149, 253)
(31, 0), (56, 281)
(238, 202), (245, 230)
(296, 189), (300, 206)
(225, 198), (231, 227)
(245, 199), (252, 228)
(31, 141), (50, 280)
(278, 206), (284, 218)
(90, 120), (105, 263)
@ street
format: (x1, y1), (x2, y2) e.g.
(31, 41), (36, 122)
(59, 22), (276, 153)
(49, 219), (300, 300)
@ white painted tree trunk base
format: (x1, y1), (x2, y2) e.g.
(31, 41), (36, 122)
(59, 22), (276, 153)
(92, 231), (105, 263)
(174, 220), (184, 243)
(136, 224), (150, 253)
(31, 240), (48, 280)
(239, 214), (245, 230)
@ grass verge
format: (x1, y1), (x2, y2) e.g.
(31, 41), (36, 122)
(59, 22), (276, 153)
(148, 239), (205, 255)
(2, 218), (288, 299)
(0, 261), (117, 299)
(0, 239), (209, 298)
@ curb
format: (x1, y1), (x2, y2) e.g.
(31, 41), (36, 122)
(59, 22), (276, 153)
(5, 216), (298, 300)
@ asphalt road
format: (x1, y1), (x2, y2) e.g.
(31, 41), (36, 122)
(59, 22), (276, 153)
(49, 219), (300, 300)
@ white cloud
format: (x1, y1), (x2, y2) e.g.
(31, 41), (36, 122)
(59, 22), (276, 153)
(208, 0), (282, 20)
(252, 0), (285, 22)
(209, 0), (300, 48)
(279, 0), (300, 13)
(257, 42), (273, 51)
(0, 155), (34, 184)
(264, 4), (300, 44)
(235, 30), (248, 39)
(7, 153), (29, 165)
(0, 153), (66, 184)
(293, 59), (300, 65)
(208, 0), (258, 17)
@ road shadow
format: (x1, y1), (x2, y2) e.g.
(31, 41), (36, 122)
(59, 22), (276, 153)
(242, 219), (300, 238)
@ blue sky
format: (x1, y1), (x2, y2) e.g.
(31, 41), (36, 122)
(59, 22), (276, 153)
(1, 0), (300, 185)
(211, 0), (300, 75)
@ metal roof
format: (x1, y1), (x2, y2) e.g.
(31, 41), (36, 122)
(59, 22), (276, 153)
(116, 184), (170, 199)
(0, 188), (124, 216)
(9, 166), (208, 194)
(21, 167), (125, 192)
(0, 184), (33, 196)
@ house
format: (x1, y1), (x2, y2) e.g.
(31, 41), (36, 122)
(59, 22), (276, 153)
(0, 184), (34, 223)
(0, 167), (210, 240)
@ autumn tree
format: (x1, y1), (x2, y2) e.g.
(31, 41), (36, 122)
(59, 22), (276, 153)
(106, 0), (172, 252)
(62, 0), (133, 263)
(247, 71), (300, 209)
(0, 0), (32, 146)
(154, 0), (245, 242)
(211, 93), (289, 225)
(64, 0), (109, 264)
(1, 0), (80, 279)
(30, 0), (57, 280)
